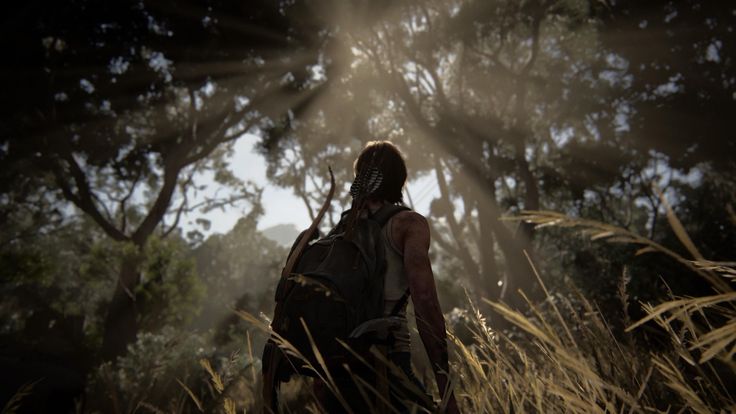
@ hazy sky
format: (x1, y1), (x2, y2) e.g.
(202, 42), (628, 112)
(181, 135), (438, 237)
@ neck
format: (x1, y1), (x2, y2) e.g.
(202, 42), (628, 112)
(365, 199), (387, 212)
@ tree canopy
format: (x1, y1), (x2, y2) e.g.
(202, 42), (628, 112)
(1, 0), (735, 411)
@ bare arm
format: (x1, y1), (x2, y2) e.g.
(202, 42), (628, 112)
(399, 212), (459, 413)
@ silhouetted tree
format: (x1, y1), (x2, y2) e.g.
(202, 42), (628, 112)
(1, 0), (329, 360)
(599, 0), (736, 174)
(260, 0), (625, 310)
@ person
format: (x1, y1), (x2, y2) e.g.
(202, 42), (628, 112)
(314, 140), (460, 414)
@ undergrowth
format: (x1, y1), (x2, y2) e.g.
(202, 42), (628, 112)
(18, 206), (732, 413)
(203, 208), (734, 413)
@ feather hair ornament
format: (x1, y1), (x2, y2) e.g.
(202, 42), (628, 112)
(343, 146), (387, 239)
(349, 166), (383, 199)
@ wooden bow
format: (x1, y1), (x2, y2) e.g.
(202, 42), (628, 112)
(263, 166), (336, 413)
(281, 166), (336, 278)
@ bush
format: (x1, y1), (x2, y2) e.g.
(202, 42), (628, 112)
(85, 326), (210, 413)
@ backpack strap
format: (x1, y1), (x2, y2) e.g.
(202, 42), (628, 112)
(374, 204), (411, 317)
(371, 204), (411, 227)
(389, 289), (410, 316)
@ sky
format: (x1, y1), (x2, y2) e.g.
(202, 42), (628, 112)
(180, 134), (438, 237)
(174, 132), (698, 241)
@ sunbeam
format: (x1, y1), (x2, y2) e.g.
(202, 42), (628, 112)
(1, 0), (735, 412)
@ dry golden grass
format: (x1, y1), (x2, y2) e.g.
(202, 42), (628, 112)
(1, 380), (41, 414)
(174, 208), (736, 413)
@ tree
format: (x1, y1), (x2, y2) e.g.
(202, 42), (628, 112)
(192, 208), (286, 346)
(599, 0), (736, 174)
(261, 0), (627, 310)
(1, 0), (330, 359)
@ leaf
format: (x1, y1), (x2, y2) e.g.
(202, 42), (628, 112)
(691, 261), (736, 276)
(176, 378), (203, 412)
(635, 246), (657, 256)
(1, 379), (41, 414)
(627, 292), (736, 332)
(223, 398), (237, 414)
(604, 236), (637, 244)
(691, 321), (736, 363)
(299, 318), (355, 413)
(199, 359), (225, 393)
(535, 219), (564, 229)
(590, 231), (615, 240)
(655, 186), (704, 261)
(195, 218), (211, 231)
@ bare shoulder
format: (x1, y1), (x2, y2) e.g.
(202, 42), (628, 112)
(394, 210), (428, 229)
(391, 210), (430, 251)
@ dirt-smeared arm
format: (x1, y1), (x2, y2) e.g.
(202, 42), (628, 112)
(401, 212), (459, 413)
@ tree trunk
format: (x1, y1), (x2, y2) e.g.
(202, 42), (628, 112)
(509, 138), (542, 307)
(476, 197), (501, 301)
(491, 223), (536, 311)
(99, 167), (179, 361)
(100, 252), (142, 361)
(514, 138), (540, 243)
(433, 160), (485, 296)
(475, 184), (538, 312)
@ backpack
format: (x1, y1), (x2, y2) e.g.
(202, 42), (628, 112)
(266, 203), (410, 381)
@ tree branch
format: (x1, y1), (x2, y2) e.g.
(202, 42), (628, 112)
(132, 164), (179, 245)
(520, 13), (543, 76)
(162, 167), (197, 237)
(119, 169), (142, 234)
(434, 158), (482, 282)
(296, 174), (316, 222)
(53, 155), (128, 242)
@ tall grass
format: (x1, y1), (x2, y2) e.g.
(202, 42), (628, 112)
(132, 208), (735, 413)
(1, 380), (41, 414)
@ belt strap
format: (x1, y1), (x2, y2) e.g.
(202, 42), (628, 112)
(389, 289), (410, 316)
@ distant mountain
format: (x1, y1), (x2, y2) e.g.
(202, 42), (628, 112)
(261, 223), (301, 247)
